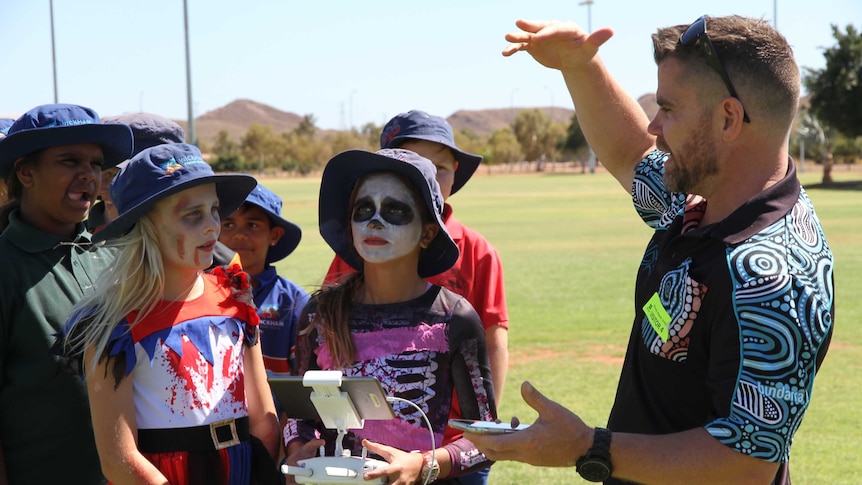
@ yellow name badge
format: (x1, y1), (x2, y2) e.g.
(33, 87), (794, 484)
(643, 292), (671, 343)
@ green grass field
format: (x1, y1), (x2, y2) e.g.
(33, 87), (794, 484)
(263, 166), (861, 484)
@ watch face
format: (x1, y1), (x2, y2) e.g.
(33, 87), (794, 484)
(579, 460), (612, 482)
(427, 467), (440, 482)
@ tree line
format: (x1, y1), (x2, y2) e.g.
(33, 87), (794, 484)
(205, 23), (861, 182)
(203, 108), (589, 176)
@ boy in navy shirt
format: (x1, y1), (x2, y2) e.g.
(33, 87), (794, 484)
(220, 184), (307, 373)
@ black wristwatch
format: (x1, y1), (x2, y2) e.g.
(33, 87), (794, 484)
(576, 427), (613, 482)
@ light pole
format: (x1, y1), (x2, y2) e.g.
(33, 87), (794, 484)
(510, 87), (519, 120)
(183, 0), (195, 145)
(349, 90), (358, 131)
(49, 0), (58, 103)
(543, 85), (554, 109)
(580, 0), (597, 172)
(579, 0), (594, 33)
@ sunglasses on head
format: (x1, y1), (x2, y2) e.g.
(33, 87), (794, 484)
(679, 15), (751, 123)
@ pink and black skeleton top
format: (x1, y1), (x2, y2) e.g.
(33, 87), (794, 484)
(285, 285), (497, 480)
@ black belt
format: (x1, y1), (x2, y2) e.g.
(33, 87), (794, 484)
(138, 417), (250, 453)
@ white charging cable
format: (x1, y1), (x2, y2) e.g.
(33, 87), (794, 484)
(385, 396), (437, 485)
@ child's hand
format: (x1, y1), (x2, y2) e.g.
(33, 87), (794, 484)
(283, 438), (325, 485)
(361, 439), (425, 485)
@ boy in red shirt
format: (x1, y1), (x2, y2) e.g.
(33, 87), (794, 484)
(325, 111), (509, 410)
(323, 112), (509, 485)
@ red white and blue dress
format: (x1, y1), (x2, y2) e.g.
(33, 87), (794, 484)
(102, 266), (262, 485)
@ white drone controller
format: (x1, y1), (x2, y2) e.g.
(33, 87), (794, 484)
(281, 452), (389, 484)
(281, 371), (394, 484)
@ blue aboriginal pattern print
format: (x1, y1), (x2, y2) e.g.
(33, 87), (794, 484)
(640, 259), (708, 362)
(706, 191), (833, 462)
(633, 151), (687, 274)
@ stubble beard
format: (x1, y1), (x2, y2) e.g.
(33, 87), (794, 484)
(663, 114), (719, 194)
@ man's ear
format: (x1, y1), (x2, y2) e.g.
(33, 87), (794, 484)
(720, 97), (745, 141)
(269, 226), (286, 246)
(419, 223), (439, 249)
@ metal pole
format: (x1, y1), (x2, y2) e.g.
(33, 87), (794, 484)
(580, 0), (596, 172)
(50, 0), (58, 103)
(349, 90), (357, 130)
(183, 0), (196, 145)
(579, 0), (594, 33)
(799, 139), (805, 172)
(510, 88), (518, 125)
(544, 85), (554, 109)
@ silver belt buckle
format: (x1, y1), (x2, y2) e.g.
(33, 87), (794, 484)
(209, 419), (241, 450)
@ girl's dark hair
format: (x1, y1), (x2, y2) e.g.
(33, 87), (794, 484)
(310, 273), (364, 368)
(0, 152), (40, 232)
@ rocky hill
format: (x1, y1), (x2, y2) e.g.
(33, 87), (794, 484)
(174, 99), (304, 145)
(178, 96), (661, 145)
(448, 107), (576, 135)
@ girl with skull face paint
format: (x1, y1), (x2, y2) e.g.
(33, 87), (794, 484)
(284, 149), (497, 485)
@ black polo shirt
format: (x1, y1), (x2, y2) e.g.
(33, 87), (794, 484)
(607, 151), (834, 483)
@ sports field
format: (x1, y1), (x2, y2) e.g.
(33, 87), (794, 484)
(264, 164), (861, 484)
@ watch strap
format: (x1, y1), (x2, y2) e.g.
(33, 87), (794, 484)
(575, 427), (613, 482)
(419, 450), (440, 483)
(588, 427), (612, 460)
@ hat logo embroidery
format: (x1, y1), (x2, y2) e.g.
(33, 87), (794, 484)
(160, 155), (205, 174)
(45, 119), (93, 128)
(160, 159), (183, 174)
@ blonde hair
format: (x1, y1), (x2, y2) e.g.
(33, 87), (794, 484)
(64, 215), (166, 383)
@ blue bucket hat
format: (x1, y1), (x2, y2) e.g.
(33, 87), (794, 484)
(319, 148), (459, 278)
(101, 112), (185, 161)
(94, 143), (257, 243)
(0, 104), (133, 178)
(242, 184), (302, 264)
(0, 118), (14, 137)
(379, 110), (483, 195)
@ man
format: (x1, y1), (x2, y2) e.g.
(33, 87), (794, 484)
(469, 16), (834, 485)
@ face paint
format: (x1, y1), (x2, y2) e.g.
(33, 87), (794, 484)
(149, 184), (220, 278)
(352, 198), (415, 225)
(351, 173), (423, 265)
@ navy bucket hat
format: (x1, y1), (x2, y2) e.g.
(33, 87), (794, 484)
(94, 143), (257, 243)
(101, 112), (185, 160)
(0, 104), (133, 178)
(379, 110), (483, 195)
(319, 148), (459, 278)
(0, 118), (14, 136)
(242, 184), (302, 264)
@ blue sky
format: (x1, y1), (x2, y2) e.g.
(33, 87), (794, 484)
(1, 0), (859, 130)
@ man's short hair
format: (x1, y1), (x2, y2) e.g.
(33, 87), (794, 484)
(652, 15), (800, 130)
